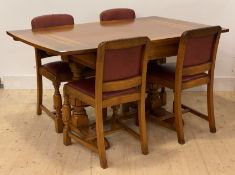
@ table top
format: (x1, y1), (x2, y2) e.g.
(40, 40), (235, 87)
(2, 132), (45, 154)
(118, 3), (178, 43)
(7, 16), (229, 56)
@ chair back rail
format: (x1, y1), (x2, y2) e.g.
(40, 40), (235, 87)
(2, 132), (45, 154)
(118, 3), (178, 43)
(102, 76), (142, 92)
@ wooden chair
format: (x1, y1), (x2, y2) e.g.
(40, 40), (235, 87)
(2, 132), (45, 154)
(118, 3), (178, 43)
(147, 26), (222, 144)
(31, 14), (92, 133)
(100, 8), (167, 111)
(100, 8), (135, 21)
(100, 8), (136, 115)
(62, 37), (150, 168)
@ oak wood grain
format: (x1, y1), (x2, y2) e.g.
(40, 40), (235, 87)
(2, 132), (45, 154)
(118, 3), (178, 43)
(7, 16), (228, 56)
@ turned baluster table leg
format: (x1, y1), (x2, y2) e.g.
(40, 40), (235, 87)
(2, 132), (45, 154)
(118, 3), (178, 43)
(147, 79), (175, 131)
(69, 61), (89, 129)
(67, 58), (110, 149)
(147, 82), (162, 113)
(53, 82), (63, 133)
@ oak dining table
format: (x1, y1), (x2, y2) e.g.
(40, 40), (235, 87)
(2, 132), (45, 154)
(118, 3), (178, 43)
(6, 16), (229, 134)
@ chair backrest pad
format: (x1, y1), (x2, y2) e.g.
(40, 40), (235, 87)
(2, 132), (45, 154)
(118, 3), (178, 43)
(184, 35), (215, 67)
(176, 26), (222, 79)
(96, 37), (149, 93)
(100, 8), (135, 21)
(31, 14), (74, 29)
(103, 46), (142, 82)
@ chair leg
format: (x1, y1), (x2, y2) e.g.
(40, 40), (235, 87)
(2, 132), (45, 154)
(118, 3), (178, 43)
(95, 106), (107, 169)
(36, 74), (43, 115)
(137, 100), (148, 155)
(148, 82), (162, 112)
(53, 82), (63, 133)
(62, 95), (72, 146)
(160, 87), (167, 105)
(174, 91), (185, 144)
(207, 83), (216, 133)
(103, 108), (108, 121)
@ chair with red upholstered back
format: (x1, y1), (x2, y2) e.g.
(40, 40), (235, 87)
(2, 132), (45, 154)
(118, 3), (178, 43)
(100, 8), (136, 115)
(31, 14), (91, 133)
(147, 26), (222, 144)
(31, 14), (74, 29)
(100, 8), (135, 21)
(62, 37), (150, 168)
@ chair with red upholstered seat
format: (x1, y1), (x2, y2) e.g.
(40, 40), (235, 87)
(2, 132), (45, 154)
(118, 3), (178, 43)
(31, 14), (92, 133)
(100, 8), (136, 115)
(147, 26), (222, 144)
(100, 8), (167, 113)
(62, 37), (150, 168)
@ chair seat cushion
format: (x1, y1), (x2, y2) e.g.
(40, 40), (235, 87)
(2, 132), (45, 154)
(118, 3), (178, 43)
(66, 78), (138, 100)
(148, 63), (208, 82)
(40, 61), (73, 82)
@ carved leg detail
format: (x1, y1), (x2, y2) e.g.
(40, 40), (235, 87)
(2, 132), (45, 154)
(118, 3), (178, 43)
(147, 82), (162, 113)
(69, 61), (89, 129)
(53, 82), (63, 133)
(62, 95), (72, 145)
(72, 99), (89, 130)
(69, 62), (83, 81)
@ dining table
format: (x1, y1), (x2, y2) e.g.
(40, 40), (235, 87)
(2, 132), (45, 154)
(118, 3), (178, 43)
(6, 16), (229, 135)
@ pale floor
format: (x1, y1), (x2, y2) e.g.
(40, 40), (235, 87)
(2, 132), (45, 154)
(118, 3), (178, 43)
(0, 90), (235, 175)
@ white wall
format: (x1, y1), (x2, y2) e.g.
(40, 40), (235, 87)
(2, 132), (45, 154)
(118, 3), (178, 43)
(0, 0), (235, 90)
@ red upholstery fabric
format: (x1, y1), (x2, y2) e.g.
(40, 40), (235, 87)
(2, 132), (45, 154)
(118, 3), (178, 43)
(100, 8), (135, 21)
(41, 61), (73, 81)
(184, 35), (215, 67)
(31, 14), (74, 29)
(67, 78), (138, 100)
(148, 63), (208, 82)
(103, 46), (143, 82)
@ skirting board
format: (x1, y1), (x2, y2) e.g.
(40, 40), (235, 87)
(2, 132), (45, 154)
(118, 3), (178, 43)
(1, 75), (235, 91)
(0, 78), (3, 88)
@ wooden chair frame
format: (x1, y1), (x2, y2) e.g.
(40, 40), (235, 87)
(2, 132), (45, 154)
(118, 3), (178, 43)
(31, 14), (75, 133)
(149, 26), (222, 144)
(62, 37), (150, 168)
(99, 8), (137, 116)
(35, 49), (66, 133)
